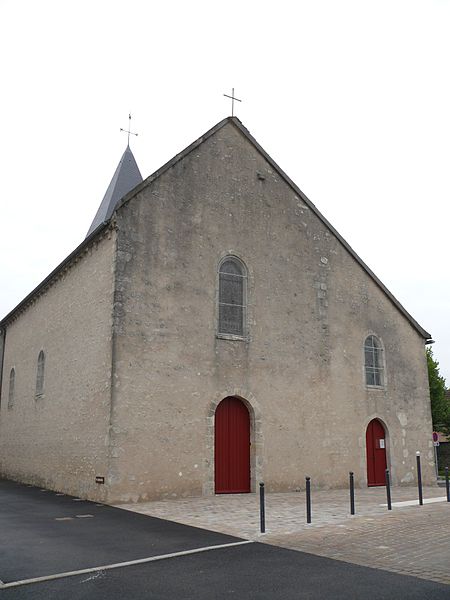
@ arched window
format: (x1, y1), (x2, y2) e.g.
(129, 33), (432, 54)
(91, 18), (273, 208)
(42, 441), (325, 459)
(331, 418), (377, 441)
(36, 350), (45, 397)
(8, 368), (15, 409)
(218, 257), (247, 337)
(364, 335), (384, 387)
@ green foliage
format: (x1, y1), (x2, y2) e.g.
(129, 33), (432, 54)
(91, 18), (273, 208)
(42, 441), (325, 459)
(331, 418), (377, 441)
(426, 347), (450, 435)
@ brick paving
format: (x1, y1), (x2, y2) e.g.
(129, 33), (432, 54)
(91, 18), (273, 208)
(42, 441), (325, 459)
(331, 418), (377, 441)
(116, 486), (450, 585)
(265, 502), (450, 585)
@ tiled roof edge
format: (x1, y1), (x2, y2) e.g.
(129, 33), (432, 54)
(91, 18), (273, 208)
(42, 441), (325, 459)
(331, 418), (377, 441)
(115, 117), (232, 212)
(229, 118), (431, 340)
(0, 222), (112, 329)
(2, 117), (430, 341)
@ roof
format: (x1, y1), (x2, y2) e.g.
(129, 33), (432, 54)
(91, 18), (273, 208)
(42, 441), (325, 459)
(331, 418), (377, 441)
(117, 116), (432, 340)
(0, 223), (110, 327)
(85, 145), (142, 237)
(0, 117), (432, 340)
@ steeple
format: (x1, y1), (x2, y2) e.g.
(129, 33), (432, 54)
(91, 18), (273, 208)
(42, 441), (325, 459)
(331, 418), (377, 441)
(86, 145), (143, 237)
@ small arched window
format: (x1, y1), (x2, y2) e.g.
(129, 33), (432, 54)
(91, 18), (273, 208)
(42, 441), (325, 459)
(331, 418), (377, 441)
(364, 335), (384, 387)
(36, 350), (45, 397)
(218, 257), (247, 337)
(8, 368), (15, 409)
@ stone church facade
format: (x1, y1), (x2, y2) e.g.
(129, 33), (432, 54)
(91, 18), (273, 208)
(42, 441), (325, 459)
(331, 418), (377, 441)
(0, 118), (435, 503)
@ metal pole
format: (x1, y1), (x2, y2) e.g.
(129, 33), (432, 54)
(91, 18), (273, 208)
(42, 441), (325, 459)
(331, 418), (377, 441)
(445, 467), (449, 503)
(416, 451), (423, 506)
(259, 482), (265, 533)
(385, 469), (392, 510)
(434, 444), (439, 479)
(349, 471), (355, 515)
(306, 476), (311, 524)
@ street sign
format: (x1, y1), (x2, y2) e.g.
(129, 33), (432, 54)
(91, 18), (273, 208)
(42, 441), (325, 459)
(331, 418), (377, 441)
(432, 431), (439, 443)
(433, 441), (440, 447)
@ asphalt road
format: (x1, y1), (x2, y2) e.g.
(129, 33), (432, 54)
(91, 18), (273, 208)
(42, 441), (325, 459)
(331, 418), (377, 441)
(1, 479), (448, 599)
(0, 478), (241, 582)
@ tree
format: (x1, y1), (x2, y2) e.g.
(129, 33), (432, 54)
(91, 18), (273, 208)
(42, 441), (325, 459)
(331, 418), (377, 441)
(426, 347), (450, 435)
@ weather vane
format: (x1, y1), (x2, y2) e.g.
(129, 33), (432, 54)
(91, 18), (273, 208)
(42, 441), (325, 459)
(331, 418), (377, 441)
(223, 88), (242, 117)
(120, 113), (138, 146)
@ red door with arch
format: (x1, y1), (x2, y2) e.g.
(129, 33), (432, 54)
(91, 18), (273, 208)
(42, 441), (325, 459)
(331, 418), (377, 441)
(366, 419), (387, 486)
(215, 397), (250, 493)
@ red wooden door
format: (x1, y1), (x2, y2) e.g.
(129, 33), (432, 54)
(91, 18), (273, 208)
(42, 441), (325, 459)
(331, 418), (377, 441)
(366, 419), (387, 486)
(215, 397), (250, 493)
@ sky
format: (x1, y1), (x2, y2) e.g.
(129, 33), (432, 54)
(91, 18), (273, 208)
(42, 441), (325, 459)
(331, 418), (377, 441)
(1, 0), (449, 382)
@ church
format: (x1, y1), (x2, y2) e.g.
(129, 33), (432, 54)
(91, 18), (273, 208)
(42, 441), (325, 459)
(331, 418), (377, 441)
(0, 117), (436, 503)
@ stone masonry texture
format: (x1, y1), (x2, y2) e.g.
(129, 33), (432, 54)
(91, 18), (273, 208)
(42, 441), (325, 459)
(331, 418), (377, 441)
(106, 120), (434, 502)
(0, 232), (116, 502)
(0, 119), (435, 503)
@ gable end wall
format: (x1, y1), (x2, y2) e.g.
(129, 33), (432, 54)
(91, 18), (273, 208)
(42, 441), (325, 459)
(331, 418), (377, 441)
(105, 122), (434, 502)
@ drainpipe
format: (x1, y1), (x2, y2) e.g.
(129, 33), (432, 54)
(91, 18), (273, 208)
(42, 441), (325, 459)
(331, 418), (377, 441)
(0, 327), (6, 409)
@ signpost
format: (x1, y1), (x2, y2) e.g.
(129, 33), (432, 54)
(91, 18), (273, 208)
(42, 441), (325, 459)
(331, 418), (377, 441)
(432, 432), (439, 478)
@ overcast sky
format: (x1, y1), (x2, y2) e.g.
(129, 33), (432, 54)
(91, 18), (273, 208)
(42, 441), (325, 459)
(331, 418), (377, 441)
(1, 0), (449, 382)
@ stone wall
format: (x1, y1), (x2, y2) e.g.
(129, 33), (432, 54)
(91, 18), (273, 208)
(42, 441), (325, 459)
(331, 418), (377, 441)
(105, 121), (434, 503)
(0, 230), (116, 501)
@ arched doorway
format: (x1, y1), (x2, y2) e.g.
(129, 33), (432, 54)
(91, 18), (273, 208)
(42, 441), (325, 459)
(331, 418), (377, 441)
(366, 419), (388, 486)
(215, 396), (250, 493)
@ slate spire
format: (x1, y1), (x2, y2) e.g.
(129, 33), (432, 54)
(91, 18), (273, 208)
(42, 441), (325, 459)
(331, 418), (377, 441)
(86, 145), (143, 237)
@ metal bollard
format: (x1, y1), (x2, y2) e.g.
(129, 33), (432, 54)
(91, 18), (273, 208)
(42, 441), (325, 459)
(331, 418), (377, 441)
(385, 469), (392, 510)
(416, 451), (423, 506)
(259, 482), (265, 533)
(349, 471), (355, 515)
(445, 467), (449, 503)
(306, 476), (312, 524)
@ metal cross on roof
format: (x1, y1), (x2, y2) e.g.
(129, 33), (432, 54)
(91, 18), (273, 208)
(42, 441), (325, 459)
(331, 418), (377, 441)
(223, 88), (242, 117)
(120, 113), (138, 146)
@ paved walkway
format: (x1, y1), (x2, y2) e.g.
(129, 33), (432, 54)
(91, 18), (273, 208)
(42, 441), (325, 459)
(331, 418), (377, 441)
(117, 486), (450, 585)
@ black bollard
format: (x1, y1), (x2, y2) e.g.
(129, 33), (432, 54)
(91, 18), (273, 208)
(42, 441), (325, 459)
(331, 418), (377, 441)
(445, 467), (449, 503)
(416, 452), (423, 506)
(306, 476), (312, 524)
(259, 482), (265, 533)
(385, 469), (392, 510)
(349, 471), (355, 515)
